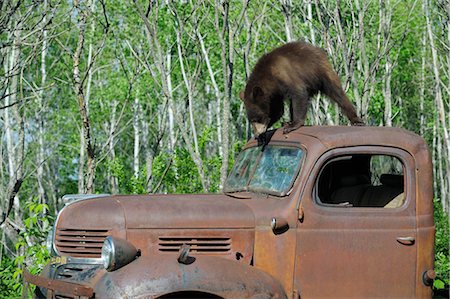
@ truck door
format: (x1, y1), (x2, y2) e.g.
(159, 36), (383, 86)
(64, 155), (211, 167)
(294, 147), (417, 298)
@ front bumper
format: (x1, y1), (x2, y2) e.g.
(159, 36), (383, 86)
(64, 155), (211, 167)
(23, 260), (104, 299)
(24, 269), (94, 298)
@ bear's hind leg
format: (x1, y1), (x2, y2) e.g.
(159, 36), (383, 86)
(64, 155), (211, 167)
(283, 92), (309, 134)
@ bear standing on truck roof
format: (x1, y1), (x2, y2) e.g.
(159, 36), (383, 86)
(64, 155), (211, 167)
(239, 41), (364, 137)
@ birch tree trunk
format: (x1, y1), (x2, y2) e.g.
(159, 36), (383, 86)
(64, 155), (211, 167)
(306, 1), (323, 125)
(242, 3), (253, 139)
(78, 128), (86, 193)
(436, 119), (446, 209)
(73, 0), (95, 194)
(133, 95), (140, 179)
(37, 0), (48, 217)
(419, 30), (426, 136)
(166, 53), (176, 153)
(109, 100), (119, 194)
(172, 10), (200, 155)
(142, 120), (152, 193)
(380, 0), (392, 127)
(314, 1), (337, 125)
(163, 53), (179, 185)
(216, 0), (245, 190)
(432, 122), (438, 195)
(3, 18), (24, 221)
(197, 31), (223, 156)
(4, 42), (17, 202)
(383, 55), (392, 127)
(280, 0), (294, 42)
(354, 0), (371, 119)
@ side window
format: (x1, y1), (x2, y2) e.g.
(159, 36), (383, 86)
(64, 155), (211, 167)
(316, 154), (405, 208)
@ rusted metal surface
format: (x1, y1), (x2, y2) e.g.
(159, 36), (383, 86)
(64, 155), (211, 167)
(94, 254), (287, 298)
(26, 126), (434, 298)
(23, 268), (94, 298)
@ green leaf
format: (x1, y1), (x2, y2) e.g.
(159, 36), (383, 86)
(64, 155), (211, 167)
(434, 279), (445, 290)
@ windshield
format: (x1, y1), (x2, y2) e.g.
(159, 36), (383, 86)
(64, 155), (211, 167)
(224, 145), (304, 196)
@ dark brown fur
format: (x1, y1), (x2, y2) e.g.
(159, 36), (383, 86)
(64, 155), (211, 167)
(240, 42), (364, 136)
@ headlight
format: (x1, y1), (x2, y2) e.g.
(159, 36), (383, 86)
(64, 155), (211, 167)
(101, 236), (139, 271)
(101, 237), (114, 270)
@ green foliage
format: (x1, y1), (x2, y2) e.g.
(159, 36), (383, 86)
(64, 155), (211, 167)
(173, 148), (204, 193)
(150, 148), (202, 194)
(104, 157), (147, 194)
(151, 152), (177, 193)
(433, 199), (450, 290)
(149, 127), (227, 194)
(107, 157), (126, 187)
(0, 256), (21, 298)
(0, 199), (52, 298)
(367, 90), (385, 125)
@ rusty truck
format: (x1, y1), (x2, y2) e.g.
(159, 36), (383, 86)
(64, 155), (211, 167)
(25, 126), (436, 298)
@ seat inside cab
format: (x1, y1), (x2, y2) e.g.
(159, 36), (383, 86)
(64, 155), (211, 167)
(316, 154), (404, 208)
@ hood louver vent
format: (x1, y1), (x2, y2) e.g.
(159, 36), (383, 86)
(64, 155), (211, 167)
(55, 228), (109, 258)
(158, 237), (231, 254)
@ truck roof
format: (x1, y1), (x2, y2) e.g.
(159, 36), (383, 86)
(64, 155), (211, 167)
(262, 126), (427, 155)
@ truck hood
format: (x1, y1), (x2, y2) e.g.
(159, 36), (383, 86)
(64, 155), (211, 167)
(57, 194), (255, 230)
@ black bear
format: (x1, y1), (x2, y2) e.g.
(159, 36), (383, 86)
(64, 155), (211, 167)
(240, 41), (364, 137)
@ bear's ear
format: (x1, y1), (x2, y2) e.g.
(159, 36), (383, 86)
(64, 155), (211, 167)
(239, 90), (245, 101)
(252, 86), (264, 100)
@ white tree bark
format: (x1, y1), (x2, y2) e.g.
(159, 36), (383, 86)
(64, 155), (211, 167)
(280, 0), (294, 42)
(174, 19), (200, 155)
(5, 20), (22, 220)
(109, 100), (119, 194)
(73, 0), (95, 194)
(436, 119), (446, 209)
(197, 31), (223, 156)
(77, 127), (86, 193)
(383, 56), (392, 127)
(419, 30), (426, 136)
(166, 53), (176, 153)
(37, 0), (48, 222)
(133, 95), (140, 179)
(216, 0), (246, 190)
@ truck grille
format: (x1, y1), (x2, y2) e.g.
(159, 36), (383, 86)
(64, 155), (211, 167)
(55, 228), (109, 258)
(158, 237), (231, 254)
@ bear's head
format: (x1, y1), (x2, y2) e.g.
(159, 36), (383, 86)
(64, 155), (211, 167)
(239, 86), (273, 138)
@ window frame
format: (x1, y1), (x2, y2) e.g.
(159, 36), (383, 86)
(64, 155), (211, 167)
(312, 146), (413, 211)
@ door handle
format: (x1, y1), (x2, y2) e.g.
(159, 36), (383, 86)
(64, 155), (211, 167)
(396, 236), (415, 245)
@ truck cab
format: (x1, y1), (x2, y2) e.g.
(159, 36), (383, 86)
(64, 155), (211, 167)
(25, 126), (435, 298)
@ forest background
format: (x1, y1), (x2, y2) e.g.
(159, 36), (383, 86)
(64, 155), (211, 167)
(0, 0), (449, 296)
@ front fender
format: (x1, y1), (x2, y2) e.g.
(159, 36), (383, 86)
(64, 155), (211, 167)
(94, 254), (287, 299)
